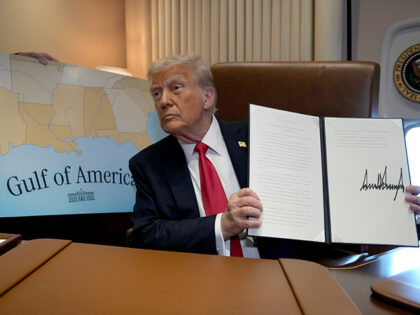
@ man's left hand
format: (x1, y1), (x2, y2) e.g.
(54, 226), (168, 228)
(221, 188), (263, 240)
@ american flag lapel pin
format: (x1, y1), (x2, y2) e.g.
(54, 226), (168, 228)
(238, 141), (247, 148)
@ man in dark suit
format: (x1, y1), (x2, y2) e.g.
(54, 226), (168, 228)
(129, 54), (263, 257)
(129, 54), (420, 259)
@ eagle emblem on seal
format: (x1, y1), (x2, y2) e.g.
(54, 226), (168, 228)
(393, 43), (420, 103)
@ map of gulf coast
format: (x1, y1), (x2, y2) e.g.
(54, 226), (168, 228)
(0, 53), (167, 217)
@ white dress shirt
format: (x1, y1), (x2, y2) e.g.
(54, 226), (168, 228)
(179, 116), (260, 258)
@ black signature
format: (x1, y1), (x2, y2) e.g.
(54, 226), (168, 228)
(359, 166), (404, 201)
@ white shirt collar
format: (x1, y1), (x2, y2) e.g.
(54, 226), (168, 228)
(179, 116), (223, 162)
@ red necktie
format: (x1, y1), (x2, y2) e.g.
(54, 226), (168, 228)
(194, 142), (243, 257)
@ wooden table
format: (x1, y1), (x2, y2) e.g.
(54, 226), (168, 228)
(330, 244), (420, 314)
(0, 239), (358, 314)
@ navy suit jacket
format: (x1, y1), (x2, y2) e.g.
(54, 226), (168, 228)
(128, 119), (303, 258)
(128, 119), (249, 255)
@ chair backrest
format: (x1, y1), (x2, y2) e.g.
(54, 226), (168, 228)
(211, 61), (380, 121)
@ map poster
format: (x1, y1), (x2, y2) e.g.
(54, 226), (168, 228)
(0, 53), (166, 217)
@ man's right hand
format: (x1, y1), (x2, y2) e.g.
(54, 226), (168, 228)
(221, 188), (262, 240)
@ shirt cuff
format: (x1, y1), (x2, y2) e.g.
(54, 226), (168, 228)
(215, 213), (230, 256)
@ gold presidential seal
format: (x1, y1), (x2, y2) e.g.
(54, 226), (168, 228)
(393, 43), (420, 103)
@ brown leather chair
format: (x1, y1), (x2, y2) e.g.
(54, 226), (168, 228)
(211, 61), (380, 121)
(211, 61), (388, 266)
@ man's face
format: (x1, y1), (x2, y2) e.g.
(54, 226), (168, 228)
(150, 65), (214, 142)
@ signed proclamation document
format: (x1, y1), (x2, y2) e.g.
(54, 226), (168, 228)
(248, 104), (418, 246)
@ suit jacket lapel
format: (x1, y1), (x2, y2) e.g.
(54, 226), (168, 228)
(158, 136), (200, 218)
(218, 119), (249, 188)
(157, 120), (248, 217)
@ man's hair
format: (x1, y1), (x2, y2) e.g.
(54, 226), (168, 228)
(147, 53), (217, 110)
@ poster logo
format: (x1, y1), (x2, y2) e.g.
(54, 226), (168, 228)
(68, 189), (95, 203)
(393, 43), (420, 103)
